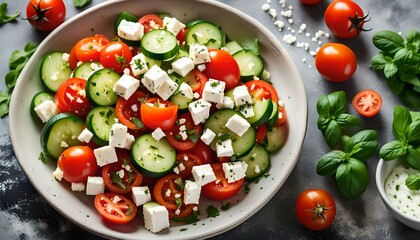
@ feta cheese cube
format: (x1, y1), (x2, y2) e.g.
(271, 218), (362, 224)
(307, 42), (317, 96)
(189, 44), (210, 65)
(216, 96), (235, 109)
(124, 133), (135, 150)
(130, 53), (149, 76)
(113, 74), (140, 100)
(109, 123), (128, 148)
(239, 103), (255, 118)
(171, 57), (194, 77)
(225, 114), (251, 137)
(233, 85), (252, 106)
(183, 180), (201, 205)
(71, 182), (85, 192)
(117, 19), (144, 41)
(202, 79), (225, 104)
(163, 17), (186, 36)
(192, 164), (216, 186)
(143, 204), (170, 233)
(188, 99), (212, 124)
(200, 128), (216, 145)
(178, 82), (194, 100)
(151, 127), (166, 141)
(34, 100), (59, 123)
(77, 128), (93, 143)
(94, 145), (118, 167)
(216, 139), (234, 157)
(53, 167), (64, 181)
(222, 161), (248, 183)
(132, 186), (152, 206)
(156, 79), (178, 100)
(142, 65), (171, 93)
(86, 176), (105, 195)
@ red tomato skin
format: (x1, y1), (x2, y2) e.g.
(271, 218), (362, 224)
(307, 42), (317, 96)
(324, 0), (366, 38)
(295, 189), (336, 230)
(94, 193), (137, 224)
(138, 14), (163, 33)
(57, 146), (98, 183)
(315, 43), (357, 82)
(26, 0), (66, 32)
(115, 90), (149, 130)
(203, 49), (240, 91)
(55, 78), (93, 116)
(188, 139), (214, 164)
(300, 0), (322, 5)
(140, 98), (178, 130)
(100, 41), (132, 74)
(352, 89), (382, 117)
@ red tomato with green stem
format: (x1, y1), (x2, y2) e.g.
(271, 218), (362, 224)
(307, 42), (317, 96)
(315, 43), (357, 82)
(115, 90), (149, 130)
(165, 112), (203, 151)
(94, 192), (137, 224)
(140, 97), (178, 130)
(26, 0), (66, 32)
(57, 146), (98, 183)
(201, 163), (244, 201)
(295, 189), (336, 230)
(324, 0), (371, 38)
(203, 49), (240, 91)
(352, 89), (382, 117)
(55, 78), (93, 116)
(100, 41), (133, 74)
(138, 14), (163, 33)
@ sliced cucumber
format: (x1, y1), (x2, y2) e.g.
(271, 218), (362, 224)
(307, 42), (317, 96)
(131, 134), (176, 178)
(86, 106), (117, 144)
(204, 109), (256, 158)
(238, 144), (270, 180)
(141, 29), (179, 61)
(40, 113), (84, 159)
(233, 50), (264, 81)
(225, 40), (243, 55)
(86, 68), (120, 106)
(266, 101), (279, 124)
(30, 91), (55, 118)
(246, 99), (273, 127)
(263, 124), (288, 153)
(72, 61), (102, 80)
(114, 11), (141, 46)
(185, 20), (223, 49)
(40, 51), (72, 92)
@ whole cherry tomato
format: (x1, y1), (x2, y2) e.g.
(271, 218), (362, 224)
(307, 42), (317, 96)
(26, 0), (66, 32)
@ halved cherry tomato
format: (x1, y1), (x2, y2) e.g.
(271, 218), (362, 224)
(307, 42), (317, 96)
(188, 139), (214, 165)
(102, 150), (143, 194)
(165, 112), (203, 151)
(175, 153), (203, 179)
(74, 35), (110, 63)
(177, 28), (188, 45)
(295, 189), (336, 230)
(115, 90), (149, 130)
(183, 69), (208, 97)
(57, 146), (98, 183)
(315, 43), (357, 82)
(100, 41), (133, 74)
(245, 79), (279, 103)
(55, 78), (93, 116)
(94, 192), (137, 224)
(203, 49), (240, 91)
(276, 103), (287, 125)
(68, 45), (79, 70)
(352, 89), (382, 117)
(140, 97), (178, 130)
(256, 124), (268, 144)
(153, 174), (196, 219)
(138, 14), (163, 33)
(201, 163), (244, 201)
(26, 0), (66, 32)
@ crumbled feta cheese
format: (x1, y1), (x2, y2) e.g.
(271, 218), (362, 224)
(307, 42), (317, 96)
(192, 164), (216, 186)
(184, 180), (201, 205)
(216, 139), (234, 157)
(53, 167), (64, 181)
(124, 133), (135, 150)
(152, 127), (166, 141)
(155, 78), (178, 100)
(202, 79), (226, 104)
(86, 176), (105, 195)
(143, 204), (170, 233)
(142, 65), (171, 93)
(94, 145), (118, 167)
(132, 186), (152, 206)
(117, 19), (144, 41)
(189, 44), (210, 65)
(109, 123), (128, 148)
(222, 161), (248, 183)
(34, 100), (59, 123)
(163, 17), (186, 36)
(225, 114), (251, 137)
(188, 99), (212, 124)
(130, 53), (149, 76)
(200, 128), (216, 145)
(261, 3), (270, 11)
(171, 57), (194, 77)
(77, 128), (93, 143)
(113, 74), (140, 100)
(71, 182), (85, 192)
(233, 85), (252, 106)
(283, 34), (297, 45)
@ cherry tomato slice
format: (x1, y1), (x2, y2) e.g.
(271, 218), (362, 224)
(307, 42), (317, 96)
(115, 90), (149, 130)
(94, 192), (137, 224)
(55, 78), (93, 116)
(174, 153), (203, 179)
(138, 14), (163, 33)
(245, 79), (279, 103)
(203, 49), (240, 91)
(183, 69), (208, 97)
(140, 97), (178, 130)
(352, 89), (382, 117)
(75, 35), (110, 63)
(165, 112), (203, 151)
(100, 41), (133, 74)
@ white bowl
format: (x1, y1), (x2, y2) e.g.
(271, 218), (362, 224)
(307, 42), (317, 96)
(376, 158), (420, 231)
(9, 0), (307, 239)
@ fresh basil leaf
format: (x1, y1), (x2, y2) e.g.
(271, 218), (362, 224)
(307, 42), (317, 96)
(379, 140), (406, 160)
(327, 91), (347, 116)
(371, 53), (390, 70)
(406, 29), (420, 49)
(384, 62), (398, 79)
(345, 129), (378, 161)
(335, 159), (368, 199)
(206, 205), (220, 218)
(405, 174), (420, 190)
(392, 105), (412, 141)
(407, 147), (420, 170)
(372, 30), (404, 54)
(406, 120), (420, 142)
(74, 0), (92, 8)
(394, 48), (415, 64)
(316, 150), (346, 176)
(385, 75), (405, 95)
(316, 94), (331, 117)
(317, 115), (331, 132)
(0, 93), (10, 118)
(399, 86), (420, 110)
(410, 111), (420, 122)
(324, 120), (341, 148)
(0, 3), (20, 26)
(335, 113), (361, 128)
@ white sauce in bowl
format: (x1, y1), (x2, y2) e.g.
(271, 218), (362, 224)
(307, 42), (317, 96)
(385, 165), (420, 219)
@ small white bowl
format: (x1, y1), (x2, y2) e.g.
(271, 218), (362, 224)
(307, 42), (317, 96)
(376, 158), (420, 231)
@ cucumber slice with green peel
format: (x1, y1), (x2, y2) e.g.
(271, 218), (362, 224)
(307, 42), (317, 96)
(86, 68), (121, 106)
(263, 124), (288, 153)
(72, 61), (102, 80)
(40, 51), (72, 92)
(246, 99), (273, 127)
(225, 40), (243, 55)
(233, 50), (264, 81)
(30, 91), (55, 118)
(131, 134), (176, 178)
(141, 29), (179, 61)
(40, 113), (84, 159)
(238, 144), (270, 180)
(86, 106), (117, 144)
(266, 101), (279, 124)
(185, 20), (223, 49)
(204, 109), (256, 158)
